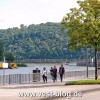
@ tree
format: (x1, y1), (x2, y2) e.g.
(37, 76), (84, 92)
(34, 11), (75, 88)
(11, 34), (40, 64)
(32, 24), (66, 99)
(5, 51), (14, 62)
(0, 42), (4, 61)
(61, 0), (100, 80)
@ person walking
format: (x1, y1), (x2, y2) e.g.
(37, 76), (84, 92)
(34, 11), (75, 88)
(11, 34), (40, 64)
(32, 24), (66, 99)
(59, 64), (65, 82)
(42, 67), (47, 83)
(52, 65), (57, 82)
(50, 67), (53, 79)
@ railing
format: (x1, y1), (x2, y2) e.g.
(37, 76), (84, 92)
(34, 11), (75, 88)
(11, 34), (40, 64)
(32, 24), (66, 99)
(0, 73), (40, 85)
(64, 70), (95, 78)
(0, 70), (100, 85)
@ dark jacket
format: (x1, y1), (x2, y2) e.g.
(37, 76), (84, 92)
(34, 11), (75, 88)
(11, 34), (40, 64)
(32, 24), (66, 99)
(59, 67), (65, 75)
(52, 68), (57, 75)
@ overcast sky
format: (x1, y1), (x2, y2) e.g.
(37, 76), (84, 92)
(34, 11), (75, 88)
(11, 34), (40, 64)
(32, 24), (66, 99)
(0, 0), (78, 29)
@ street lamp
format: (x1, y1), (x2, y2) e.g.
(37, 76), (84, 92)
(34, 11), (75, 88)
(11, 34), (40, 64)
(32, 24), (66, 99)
(86, 48), (89, 77)
(3, 47), (5, 85)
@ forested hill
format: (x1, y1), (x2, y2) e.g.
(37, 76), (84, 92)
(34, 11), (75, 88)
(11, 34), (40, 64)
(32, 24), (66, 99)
(0, 22), (93, 60)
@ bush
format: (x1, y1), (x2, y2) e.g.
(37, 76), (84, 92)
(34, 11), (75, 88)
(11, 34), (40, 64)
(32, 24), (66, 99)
(17, 63), (27, 67)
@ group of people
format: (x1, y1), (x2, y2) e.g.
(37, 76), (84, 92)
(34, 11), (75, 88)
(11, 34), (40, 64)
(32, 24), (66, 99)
(42, 64), (65, 83)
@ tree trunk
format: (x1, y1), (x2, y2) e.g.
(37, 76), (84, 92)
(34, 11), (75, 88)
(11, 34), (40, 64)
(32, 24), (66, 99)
(95, 46), (98, 80)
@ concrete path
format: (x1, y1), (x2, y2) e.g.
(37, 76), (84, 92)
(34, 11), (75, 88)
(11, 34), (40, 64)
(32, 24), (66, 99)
(0, 78), (100, 100)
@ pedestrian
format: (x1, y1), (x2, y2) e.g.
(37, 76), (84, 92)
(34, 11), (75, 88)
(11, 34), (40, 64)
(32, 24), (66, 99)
(59, 64), (65, 82)
(52, 65), (57, 82)
(50, 67), (53, 79)
(42, 67), (47, 83)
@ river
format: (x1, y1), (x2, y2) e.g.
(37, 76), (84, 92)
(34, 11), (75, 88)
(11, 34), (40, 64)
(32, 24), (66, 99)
(0, 63), (95, 75)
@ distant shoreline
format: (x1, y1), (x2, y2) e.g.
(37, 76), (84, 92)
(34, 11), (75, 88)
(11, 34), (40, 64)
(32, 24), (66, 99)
(15, 59), (67, 63)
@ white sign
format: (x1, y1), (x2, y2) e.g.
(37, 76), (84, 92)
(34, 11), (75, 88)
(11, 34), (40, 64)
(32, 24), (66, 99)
(3, 63), (8, 68)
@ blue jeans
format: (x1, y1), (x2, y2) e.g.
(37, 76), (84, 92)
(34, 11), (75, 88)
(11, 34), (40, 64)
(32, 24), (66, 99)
(60, 74), (63, 82)
(52, 74), (57, 82)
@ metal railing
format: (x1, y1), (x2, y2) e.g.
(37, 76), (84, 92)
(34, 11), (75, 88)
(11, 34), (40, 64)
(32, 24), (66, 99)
(0, 73), (40, 85)
(64, 70), (95, 78)
(0, 70), (100, 85)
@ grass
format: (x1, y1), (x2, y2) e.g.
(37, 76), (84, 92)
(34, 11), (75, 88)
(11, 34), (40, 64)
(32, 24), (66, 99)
(65, 79), (100, 85)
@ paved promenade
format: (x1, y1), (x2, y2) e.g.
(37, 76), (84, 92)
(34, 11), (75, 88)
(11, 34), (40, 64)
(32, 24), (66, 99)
(0, 78), (100, 100)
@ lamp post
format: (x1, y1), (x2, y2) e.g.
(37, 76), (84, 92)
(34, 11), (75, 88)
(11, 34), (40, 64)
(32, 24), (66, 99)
(3, 47), (5, 62)
(91, 57), (93, 67)
(61, 35), (63, 63)
(3, 47), (5, 85)
(86, 48), (89, 77)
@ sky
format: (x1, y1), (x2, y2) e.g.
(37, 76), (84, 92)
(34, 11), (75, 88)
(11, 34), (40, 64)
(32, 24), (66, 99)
(0, 0), (78, 29)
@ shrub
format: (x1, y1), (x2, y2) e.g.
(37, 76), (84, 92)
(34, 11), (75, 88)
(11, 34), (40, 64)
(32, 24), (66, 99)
(17, 63), (27, 67)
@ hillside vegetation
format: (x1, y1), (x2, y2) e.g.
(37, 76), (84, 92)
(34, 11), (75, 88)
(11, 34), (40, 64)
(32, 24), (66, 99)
(0, 22), (95, 60)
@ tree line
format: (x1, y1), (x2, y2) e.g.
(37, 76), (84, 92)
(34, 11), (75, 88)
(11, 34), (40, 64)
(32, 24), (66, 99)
(0, 22), (96, 61)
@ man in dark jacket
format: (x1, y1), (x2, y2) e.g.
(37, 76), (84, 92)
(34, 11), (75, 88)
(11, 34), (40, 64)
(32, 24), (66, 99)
(59, 64), (65, 82)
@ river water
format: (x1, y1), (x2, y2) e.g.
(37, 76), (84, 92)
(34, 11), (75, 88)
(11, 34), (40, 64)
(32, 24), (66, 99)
(0, 63), (95, 75)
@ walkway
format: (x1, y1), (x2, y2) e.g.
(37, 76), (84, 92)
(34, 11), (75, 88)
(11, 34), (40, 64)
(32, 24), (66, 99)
(0, 78), (100, 100)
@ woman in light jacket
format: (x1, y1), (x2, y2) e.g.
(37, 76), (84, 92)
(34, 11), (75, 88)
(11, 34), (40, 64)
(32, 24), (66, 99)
(42, 67), (47, 83)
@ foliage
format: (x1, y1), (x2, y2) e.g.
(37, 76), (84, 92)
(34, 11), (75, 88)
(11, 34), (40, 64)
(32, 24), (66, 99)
(17, 63), (27, 67)
(5, 51), (14, 62)
(0, 22), (86, 60)
(62, 0), (100, 50)
(65, 79), (100, 85)
(0, 42), (4, 61)
(0, 22), (98, 60)
(61, 0), (100, 79)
